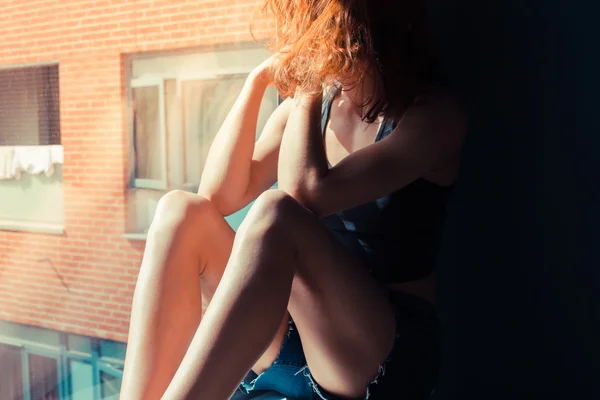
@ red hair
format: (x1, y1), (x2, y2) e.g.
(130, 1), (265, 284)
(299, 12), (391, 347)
(254, 0), (440, 123)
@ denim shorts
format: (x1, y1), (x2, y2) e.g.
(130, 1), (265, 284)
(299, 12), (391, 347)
(234, 291), (441, 400)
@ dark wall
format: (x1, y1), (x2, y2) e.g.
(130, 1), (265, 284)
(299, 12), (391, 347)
(429, 1), (600, 398)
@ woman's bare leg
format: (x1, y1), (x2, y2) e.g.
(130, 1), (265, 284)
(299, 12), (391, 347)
(120, 191), (287, 400)
(160, 190), (396, 400)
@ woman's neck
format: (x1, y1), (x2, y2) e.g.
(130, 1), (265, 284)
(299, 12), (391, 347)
(337, 72), (380, 120)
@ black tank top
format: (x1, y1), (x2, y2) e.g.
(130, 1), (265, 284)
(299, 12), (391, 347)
(319, 86), (454, 283)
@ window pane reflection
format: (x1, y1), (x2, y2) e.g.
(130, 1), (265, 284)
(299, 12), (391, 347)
(0, 344), (23, 400)
(70, 360), (94, 400)
(101, 371), (122, 399)
(28, 354), (59, 400)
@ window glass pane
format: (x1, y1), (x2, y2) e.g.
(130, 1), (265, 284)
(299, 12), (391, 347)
(133, 85), (163, 181)
(0, 321), (60, 347)
(67, 334), (92, 355)
(28, 354), (59, 400)
(165, 79), (185, 187)
(0, 344), (23, 400)
(100, 371), (122, 399)
(99, 339), (127, 361)
(69, 360), (94, 400)
(182, 76), (246, 185)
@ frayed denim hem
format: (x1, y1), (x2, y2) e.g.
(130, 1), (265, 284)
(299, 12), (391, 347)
(298, 344), (395, 400)
(298, 360), (389, 400)
(238, 319), (296, 394)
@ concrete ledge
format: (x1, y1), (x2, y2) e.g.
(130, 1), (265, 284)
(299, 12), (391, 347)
(0, 220), (65, 235)
(122, 233), (148, 241)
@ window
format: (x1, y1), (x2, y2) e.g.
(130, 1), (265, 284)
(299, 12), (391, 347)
(0, 62), (64, 234)
(0, 64), (60, 146)
(128, 47), (278, 191)
(0, 321), (126, 400)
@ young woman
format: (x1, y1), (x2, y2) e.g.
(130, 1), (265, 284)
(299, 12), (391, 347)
(121, 0), (467, 399)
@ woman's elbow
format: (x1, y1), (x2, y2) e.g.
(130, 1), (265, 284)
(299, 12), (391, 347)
(198, 191), (240, 217)
(277, 186), (329, 218)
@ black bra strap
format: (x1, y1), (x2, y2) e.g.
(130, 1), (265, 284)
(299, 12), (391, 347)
(321, 84), (340, 135)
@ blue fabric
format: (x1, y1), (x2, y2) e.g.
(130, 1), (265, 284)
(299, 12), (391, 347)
(235, 320), (315, 400)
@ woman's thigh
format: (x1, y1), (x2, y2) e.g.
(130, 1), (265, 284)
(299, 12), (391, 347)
(250, 190), (397, 397)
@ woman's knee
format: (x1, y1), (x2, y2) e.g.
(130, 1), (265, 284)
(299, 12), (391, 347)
(235, 190), (302, 277)
(149, 190), (215, 237)
(242, 189), (303, 234)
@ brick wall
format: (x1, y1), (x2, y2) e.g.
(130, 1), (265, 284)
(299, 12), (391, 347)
(0, 0), (271, 342)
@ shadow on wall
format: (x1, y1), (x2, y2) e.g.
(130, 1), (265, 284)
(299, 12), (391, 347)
(429, 0), (600, 398)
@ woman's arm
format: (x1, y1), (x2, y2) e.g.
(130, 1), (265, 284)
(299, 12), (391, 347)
(277, 92), (329, 203)
(278, 91), (467, 217)
(198, 60), (292, 216)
